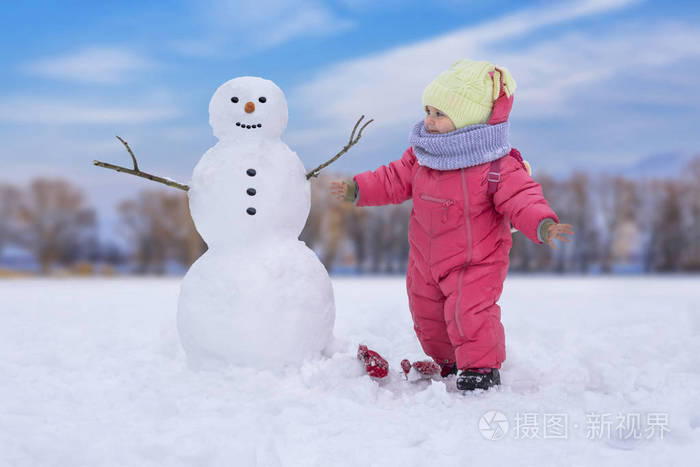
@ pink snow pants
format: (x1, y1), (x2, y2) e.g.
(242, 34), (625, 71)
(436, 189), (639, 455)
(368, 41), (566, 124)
(406, 253), (508, 370)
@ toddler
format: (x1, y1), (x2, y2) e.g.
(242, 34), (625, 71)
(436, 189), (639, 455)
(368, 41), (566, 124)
(331, 59), (573, 391)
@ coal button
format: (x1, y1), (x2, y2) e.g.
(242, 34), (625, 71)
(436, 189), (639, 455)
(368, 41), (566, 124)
(246, 207), (256, 215)
(247, 188), (256, 196)
(246, 168), (256, 176)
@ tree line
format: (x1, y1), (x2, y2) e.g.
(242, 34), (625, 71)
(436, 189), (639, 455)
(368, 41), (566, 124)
(0, 155), (698, 275)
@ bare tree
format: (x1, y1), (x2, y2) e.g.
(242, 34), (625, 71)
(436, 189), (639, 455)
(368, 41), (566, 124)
(650, 181), (685, 271)
(343, 205), (369, 273)
(680, 156), (700, 270)
(300, 172), (347, 271)
(321, 199), (345, 271)
(389, 202), (411, 272)
(565, 172), (598, 273)
(0, 183), (20, 259)
(118, 190), (205, 274)
(366, 203), (412, 273)
(529, 172), (558, 271)
(366, 206), (397, 273)
(300, 174), (326, 252)
(162, 192), (206, 268)
(595, 175), (639, 273)
(15, 179), (96, 274)
(638, 178), (659, 272)
(119, 194), (164, 274)
(508, 232), (532, 272)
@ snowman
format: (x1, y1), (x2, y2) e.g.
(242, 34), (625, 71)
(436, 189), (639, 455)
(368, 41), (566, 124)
(176, 76), (336, 368)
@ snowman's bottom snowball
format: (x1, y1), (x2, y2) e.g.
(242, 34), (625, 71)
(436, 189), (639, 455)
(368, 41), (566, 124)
(177, 239), (335, 369)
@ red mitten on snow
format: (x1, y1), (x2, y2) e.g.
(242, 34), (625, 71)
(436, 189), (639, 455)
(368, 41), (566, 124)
(400, 359), (442, 379)
(357, 344), (389, 378)
(401, 359), (457, 380)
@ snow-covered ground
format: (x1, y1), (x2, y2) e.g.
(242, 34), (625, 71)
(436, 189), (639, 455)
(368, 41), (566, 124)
(1, 276), (699, 466)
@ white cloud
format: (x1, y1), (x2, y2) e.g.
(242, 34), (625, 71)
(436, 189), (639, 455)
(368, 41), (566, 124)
(22, 46), (156, 84)
(287, 0), (646, 145)
(283, 0), (700, 171)
(490, 21), (700, 117)
(0, 97), (180, 125)
(261, 4), (353, 47)
(173, 0), (353, 57)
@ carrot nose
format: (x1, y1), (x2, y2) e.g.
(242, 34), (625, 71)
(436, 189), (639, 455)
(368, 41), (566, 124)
(244, 102), (255, 113)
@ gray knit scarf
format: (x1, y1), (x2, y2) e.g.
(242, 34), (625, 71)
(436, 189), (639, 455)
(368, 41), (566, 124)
(408, 120), (511, 170)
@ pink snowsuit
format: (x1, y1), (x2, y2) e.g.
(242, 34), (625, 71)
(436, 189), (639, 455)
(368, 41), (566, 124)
(353, 147), (559, 370)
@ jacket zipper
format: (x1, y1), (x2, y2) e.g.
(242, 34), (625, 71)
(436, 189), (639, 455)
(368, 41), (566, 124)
(455, 169), (473, 338)
(459, 170), (472, 264)
(455, 268), (466, 337)
(407, 267), (419, 332)
(409, 165), (422, 330)
(413, 166), (422, 187)
(419, 194), (455, 223)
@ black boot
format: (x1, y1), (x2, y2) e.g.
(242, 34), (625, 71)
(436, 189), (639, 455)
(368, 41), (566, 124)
(456, 368), (501, 391)
(440, 362), (457, 378)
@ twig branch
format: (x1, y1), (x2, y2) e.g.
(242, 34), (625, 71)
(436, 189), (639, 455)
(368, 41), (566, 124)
(93, 136), (190, 192)
(305, 115), (373, 180)
(116, 135), (139, 171)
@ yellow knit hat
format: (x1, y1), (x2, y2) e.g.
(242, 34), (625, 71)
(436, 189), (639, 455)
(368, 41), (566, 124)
(422, 59), (517, 128)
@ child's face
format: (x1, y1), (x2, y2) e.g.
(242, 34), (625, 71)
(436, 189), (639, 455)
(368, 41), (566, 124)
(424, 105), (456, 134)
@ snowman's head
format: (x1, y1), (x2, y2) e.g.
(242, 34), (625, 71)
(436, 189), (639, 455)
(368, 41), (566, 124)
(209, 76), (288, 142)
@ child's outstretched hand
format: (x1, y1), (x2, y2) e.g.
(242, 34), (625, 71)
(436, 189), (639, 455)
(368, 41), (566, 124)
(544, 223), (574, 250)
(330, 180), (357, 202)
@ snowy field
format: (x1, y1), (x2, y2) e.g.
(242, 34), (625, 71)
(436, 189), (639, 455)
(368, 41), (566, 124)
(1, 275), (699, 466)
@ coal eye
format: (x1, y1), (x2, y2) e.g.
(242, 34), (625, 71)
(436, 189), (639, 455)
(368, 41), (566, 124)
(231, 97), (239, 103)
(258, 96), (266, 103)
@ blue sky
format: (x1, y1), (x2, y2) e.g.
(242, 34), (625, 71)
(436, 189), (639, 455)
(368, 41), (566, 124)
(1, 0), (699, 240)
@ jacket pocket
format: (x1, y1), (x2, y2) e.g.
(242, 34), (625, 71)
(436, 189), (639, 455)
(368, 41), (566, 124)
(419, 193), (460, 236)
(419, 194), (455, 222)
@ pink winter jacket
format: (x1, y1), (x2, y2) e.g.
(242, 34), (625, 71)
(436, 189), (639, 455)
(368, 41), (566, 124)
(353, 147), (559, 281)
